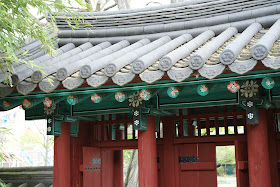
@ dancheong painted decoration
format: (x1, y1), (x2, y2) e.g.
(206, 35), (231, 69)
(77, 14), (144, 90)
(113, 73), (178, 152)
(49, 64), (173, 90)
(23, 99), (31, 108)
(227, 81), (240, 93)
(67, 95), (79, 105)
(2, 0), (280, 187)
(43, 97), (53, 107)
(139, 89), (151, 101)
(240, 80), (259, 99)
(167, 87), (179, 98)
(91, 93), (102, 103)
(197, 84), (208, 96)
(2, 101), (10, 110)
(262, 77), (275, 89)
(115, 92), (127, 102)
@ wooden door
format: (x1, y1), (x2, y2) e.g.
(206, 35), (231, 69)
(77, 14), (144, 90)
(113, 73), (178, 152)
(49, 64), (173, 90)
(175, 143), (217, 187)
(83, 147), (102, 187)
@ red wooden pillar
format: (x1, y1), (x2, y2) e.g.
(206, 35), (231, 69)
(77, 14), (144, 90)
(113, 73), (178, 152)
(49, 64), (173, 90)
(247, 108), (272, 187)
(138, 115), (158, 187)
(267, 110), (279, 187)
(161, 119), (176, 187)
(54, 122), (71, 187)
(113, 150), (123, 187)
(71, 120), (90, 187)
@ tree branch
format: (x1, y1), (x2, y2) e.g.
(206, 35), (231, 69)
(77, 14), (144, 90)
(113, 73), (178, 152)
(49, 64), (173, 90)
(146, 1), (162, 6)
(104, 3), (117, 11)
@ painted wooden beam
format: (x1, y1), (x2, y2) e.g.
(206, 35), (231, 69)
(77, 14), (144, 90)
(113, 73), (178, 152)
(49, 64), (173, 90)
(1, 99), (22, 110)
(22, 98), (42, 109)
(3, 70), (280, 100)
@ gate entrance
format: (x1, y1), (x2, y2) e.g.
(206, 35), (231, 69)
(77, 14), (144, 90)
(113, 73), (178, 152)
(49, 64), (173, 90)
(216, 145), (236, 187)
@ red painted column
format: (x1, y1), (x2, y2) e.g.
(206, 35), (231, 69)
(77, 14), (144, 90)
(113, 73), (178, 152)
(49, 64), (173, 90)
(266, 110), (279, 187)
(71, 137), (80, 187)
(247, 108), (272, 187)
(71, 120), (90, 187)
(161, 119), (176, 187)
(113, 150), (124, 187)
(138, 115), (158, 187)
(54, 122), (71, 187)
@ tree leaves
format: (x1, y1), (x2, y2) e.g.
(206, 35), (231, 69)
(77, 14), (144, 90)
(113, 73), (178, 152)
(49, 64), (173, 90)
(0, 0), (86, 85)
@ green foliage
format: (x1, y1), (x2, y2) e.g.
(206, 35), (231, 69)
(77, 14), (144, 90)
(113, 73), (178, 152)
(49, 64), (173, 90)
(217, 166), (226, 176)
(216, 146), (235, 166)
(123, 149), (133, 172)
(19, 129), (43, 149)
(0, 0), (87, 85)
(0, 178), (6, 187)
(216, 146), (236, 177)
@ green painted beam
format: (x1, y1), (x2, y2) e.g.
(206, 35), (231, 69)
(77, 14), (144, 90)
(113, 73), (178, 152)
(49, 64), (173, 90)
(159, 99), (238, 109)
(3, 70), (280, 100)
(72, 108), (131, 117)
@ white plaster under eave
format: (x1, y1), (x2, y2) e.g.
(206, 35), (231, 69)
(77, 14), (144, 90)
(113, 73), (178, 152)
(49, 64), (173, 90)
(229, 59), (257, 74)
(167, 67), (193, 82)
(198, 63), (225, 79)
(139, 70), (164, 84)
(262, 56), (280, 70)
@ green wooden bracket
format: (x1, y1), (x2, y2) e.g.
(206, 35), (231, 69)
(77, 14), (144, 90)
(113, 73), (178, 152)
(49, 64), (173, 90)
(64, 116), (79, 122)
(132, 108), (147, 131)
(47, 115), (79, 136)
(70, 120), (79, 137)
(54, 120), (61, 136)
(238, 79), (272, 125)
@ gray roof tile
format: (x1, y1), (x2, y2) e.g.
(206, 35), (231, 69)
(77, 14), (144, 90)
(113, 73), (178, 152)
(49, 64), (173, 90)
(189, 27), (238, 70)
(4, 1), (280, 96)
(252, 19), (280, 60)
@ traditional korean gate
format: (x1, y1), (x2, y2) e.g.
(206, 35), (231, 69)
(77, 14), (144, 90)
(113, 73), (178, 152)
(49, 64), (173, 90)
(174, 143), (217, 187)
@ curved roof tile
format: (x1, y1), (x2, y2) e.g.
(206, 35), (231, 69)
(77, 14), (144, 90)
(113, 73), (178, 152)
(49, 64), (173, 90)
(2, 1), (280, 97)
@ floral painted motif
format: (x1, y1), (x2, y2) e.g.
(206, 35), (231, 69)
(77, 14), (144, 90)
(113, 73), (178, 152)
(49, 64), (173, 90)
(197, 85), (208, 96)
(167, 87), (179, 98)
(91, 93), (102, 103)
(128, 91), (143, 108)
(23, 99), (31, 108)
(139, 89), (151, 101)
(240, 80), (259, 98)
(67, 95), (78, 105)
(115, 92), (126, 102)
(261, 77), (275, 89)
(247, 113), (254, 120)
(2, 101), (10, 110)
(247, 101), (254, 108)
(43, 97), (53, 107)
(227, 81), (240, 93)
(44, 104), (56, 115)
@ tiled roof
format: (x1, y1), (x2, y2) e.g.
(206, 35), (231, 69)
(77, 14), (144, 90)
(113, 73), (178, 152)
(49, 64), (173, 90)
(1, 0), (280, 97)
